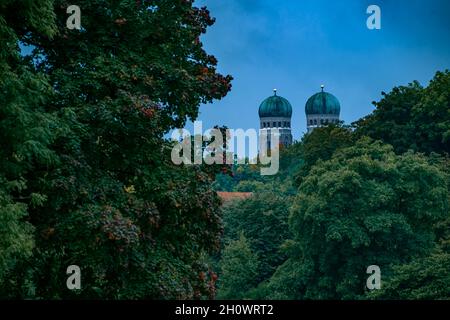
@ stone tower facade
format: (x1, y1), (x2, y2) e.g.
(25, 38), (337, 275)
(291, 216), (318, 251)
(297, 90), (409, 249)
(258, 89), (293, 150)
(305, 85), (341, 133)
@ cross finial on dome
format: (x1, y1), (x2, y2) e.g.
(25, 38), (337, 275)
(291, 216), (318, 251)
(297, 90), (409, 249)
(321, 84), (325, 92)
(273, 88), (277, 96)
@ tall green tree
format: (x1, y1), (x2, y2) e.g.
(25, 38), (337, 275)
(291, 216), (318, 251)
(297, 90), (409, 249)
(293, 125), (355, 185)
(0, 0), (56, 283)
(222, 188), (292, 284)
(373, 161), (450, 300)
(217, 233), (259, 300)
(371, 249), (450, 300)
(1, 0), (232, 299)
(265, 138), (449, 299)
(355, 70), (450, 155)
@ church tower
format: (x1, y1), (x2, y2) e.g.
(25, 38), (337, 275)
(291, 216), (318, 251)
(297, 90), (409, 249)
(305, 85), (341, 133)
(258, 89), (293, 150)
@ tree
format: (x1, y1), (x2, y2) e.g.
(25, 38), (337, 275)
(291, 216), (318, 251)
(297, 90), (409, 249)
(293, 125), (355, 185)
(222, 188), (292, 284)
(371, 249), (450, 300)
(1, 0), (232, 299)
(217, 233), (259, 299)
(355, 70), (450, 155)
(234, 180), (266, 192)
(213, 162), (268, 192)
(372, 171), (450, 300)
(265, 138), (449, 299)
(0, 0), (56, 284)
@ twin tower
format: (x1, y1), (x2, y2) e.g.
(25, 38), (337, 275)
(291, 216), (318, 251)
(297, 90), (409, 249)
(258, 86), (341, 149)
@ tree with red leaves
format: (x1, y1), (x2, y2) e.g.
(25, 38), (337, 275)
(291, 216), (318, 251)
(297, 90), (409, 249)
(1, 0), (232, 299)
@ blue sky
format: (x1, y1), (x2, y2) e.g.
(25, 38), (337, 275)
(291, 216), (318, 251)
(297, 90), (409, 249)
(187, 0), (450, 146)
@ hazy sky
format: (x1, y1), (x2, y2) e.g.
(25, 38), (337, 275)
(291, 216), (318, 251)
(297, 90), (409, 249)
(187, 0), (450, 144)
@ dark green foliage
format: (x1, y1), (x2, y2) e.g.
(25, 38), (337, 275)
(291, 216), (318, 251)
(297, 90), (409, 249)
(1, 0), (232, 299)
(0, 186), (34, 281)
(221, 189), (291, 285)
(372, 250), (450, 300)
(265, 138), (449, 299)
(0, 0), (56, 285)
(213, 163), (268, 192)
(355, 71), (450, 155)
(217, 233), (259, 300)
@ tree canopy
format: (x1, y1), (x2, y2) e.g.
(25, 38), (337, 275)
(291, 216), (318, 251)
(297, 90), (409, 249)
(355, 71), (450, 155)
(264, 138), (449, 299)
(1, 0), (232, 299)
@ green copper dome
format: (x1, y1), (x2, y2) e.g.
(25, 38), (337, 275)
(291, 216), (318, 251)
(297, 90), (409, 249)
(305, 89), (340, 115)
(259, 90), (293, 118)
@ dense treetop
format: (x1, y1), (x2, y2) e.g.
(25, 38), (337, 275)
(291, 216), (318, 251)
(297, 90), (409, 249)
(1, 0), (232, 299)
